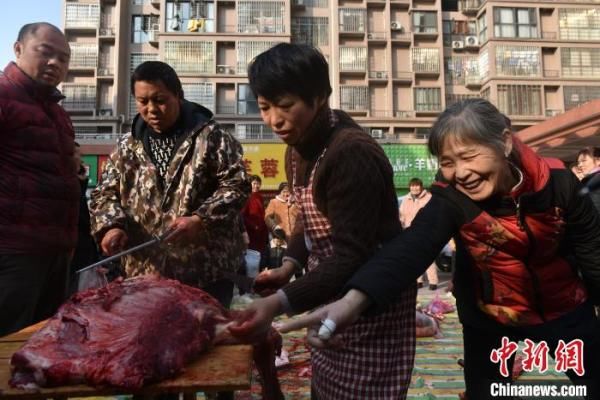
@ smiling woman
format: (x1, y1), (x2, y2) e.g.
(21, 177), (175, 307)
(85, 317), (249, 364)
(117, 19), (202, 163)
(280, 98), (600, 400)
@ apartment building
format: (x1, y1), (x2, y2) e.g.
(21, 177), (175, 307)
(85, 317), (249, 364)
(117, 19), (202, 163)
(61, 0), (600, 154)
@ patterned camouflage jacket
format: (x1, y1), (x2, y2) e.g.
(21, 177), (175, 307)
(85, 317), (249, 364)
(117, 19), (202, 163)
(90, 101), (249, 287)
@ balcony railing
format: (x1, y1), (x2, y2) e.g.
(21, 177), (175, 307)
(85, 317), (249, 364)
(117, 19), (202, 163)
(458, 0), (482, 14)
(544, 69), (560, 78)
(367, 31), (387, 40)
(413, 63), (440, 74)
(415, 103), (442, 112)
(63, 99), (96, 111)
(75, 133), (121, 141)
(545, 109), (563, 117)
(216, 104), (235, 114)
(341, 102), (368, 112)
(99, 27), (115, 37)
(369, 109), (392, 117)
(392, 70), (413, 80)
(97, 67), (114, 76)
(394, 110), (415, 118)
(465, 73), (481, 86)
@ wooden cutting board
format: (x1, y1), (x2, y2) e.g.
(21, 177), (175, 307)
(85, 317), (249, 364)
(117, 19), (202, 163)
(0, 325), (253, 399)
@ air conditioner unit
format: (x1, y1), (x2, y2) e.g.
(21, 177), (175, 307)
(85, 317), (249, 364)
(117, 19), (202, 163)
(390, 21), (403, 31)
(98, 109), (113, 117)
(294, 0), (305, 6)
(465, 35), (479, 47)
(375, 71), (387, 79)
(98, 68), (109, 76)
(367, 33), (374, 40)
(371, 128), (384, 138)
(99, 28), (108, 36)
(452, 40), (465, 49)
(216, 65), (229, 74)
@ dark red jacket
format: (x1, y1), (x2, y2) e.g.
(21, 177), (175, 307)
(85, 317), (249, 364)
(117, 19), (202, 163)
(242, 192), (268, 253)
(0, 63), (80, 254)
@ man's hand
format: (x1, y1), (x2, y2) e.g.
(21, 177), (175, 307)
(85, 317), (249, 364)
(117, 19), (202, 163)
(253, 261), (296, 297)
(228, 294), (283, 343)
(165, 215), (203, 245)
(278, 289), (372, 349)
(100, 228), (128, 256)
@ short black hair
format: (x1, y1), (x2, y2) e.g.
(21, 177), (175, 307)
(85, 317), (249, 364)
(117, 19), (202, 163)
(17, 22), (63, 42)
(249, 175), (262, 184)
(408, 178), (424, 187)
(247, 43), (332, 105)
(278, 182), (289, 192)
(130, 61), (183, 99)
(577, 146), (600, 160)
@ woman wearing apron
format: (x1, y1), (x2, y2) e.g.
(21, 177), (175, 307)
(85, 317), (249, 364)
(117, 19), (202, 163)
(229, 43), (417, 399)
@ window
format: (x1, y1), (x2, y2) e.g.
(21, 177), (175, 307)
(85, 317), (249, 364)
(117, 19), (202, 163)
(166, 0), (215, 33)
(339, 8), (365, 33)
(479, 48), (489, 79)
(237, 84), (259, 115)
(236, 41), (279, 74)
(497, 85), (542, 116)
(236, 124), (274, 140)
(446, 93), (479, 107)
(132, 15), (158, 43)
(291, 17), (328, 46)
(339, 47), (367, 72)
(62, 84), (97, 111)
(495, 45), (540, 77)
(562, 48), (600, 77)
(164, 41), (214, 74)
(65, 3), (100, 29)
(183, 83), (214, 113)
(478, 11), (487, 43)
(564, 86), (600, 110)
(340, 86), (369, 111)
(414, 88), (442, 112)
(69, 43), (98, 68)
(559, 9), (600, 41)
(412, 11), (437, 33)
(238, 1), (285, 34)
(445, 56), (479, 85)
(412, 48), (440, 73)
(493, 7), (537, 39)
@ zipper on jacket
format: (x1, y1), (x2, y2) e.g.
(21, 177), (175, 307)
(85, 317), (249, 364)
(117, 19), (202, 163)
(514, 195), (547, 322)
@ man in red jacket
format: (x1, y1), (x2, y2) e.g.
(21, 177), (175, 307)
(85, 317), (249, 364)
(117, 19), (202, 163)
(0, 23), (79, 336)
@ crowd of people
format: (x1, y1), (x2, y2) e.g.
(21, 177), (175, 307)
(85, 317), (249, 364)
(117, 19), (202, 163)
(2, 21), (600, 400)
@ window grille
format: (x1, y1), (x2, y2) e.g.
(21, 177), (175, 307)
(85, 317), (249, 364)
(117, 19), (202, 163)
(237, 84), (259, 115)
(445, 56), (479, 85)
(164, 41), (214, 74)
(497, 84), (542, 116)
(478, 12), (487, 43)
(339, 47), (367, 72)
(132, 15), (159, 43)
(339, 8), (366, 33)
(291, 17), (328, 46)
(65, 3), (100, 29)
(412, 48), (440, 73)
(495, 45), (540, 76)
(62, 84), (97, 110)
(559, 9), (600, 41)
(562, 48), (600, 77)
(446, 93), (479, 107)
(183, 83), (215, 113)
(479, 48), (489, 79)
(69, 43), (98, 68)
(236, 41), (278, 74)
(238, 1), (285, 34)
(340, 86), (369, 111)
(564, 86), (600, 110)
(236, 124), (274, 140)
(165, 1), (216, 33)
(414, 88), (442, 112)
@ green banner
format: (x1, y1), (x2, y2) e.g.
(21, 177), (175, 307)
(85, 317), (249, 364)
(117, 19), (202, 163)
(82, 155), (98, 187)
(381, 144), (439, 189)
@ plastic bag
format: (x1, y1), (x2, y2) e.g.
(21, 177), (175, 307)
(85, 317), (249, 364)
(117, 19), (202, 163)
(415, 310), (443, 338)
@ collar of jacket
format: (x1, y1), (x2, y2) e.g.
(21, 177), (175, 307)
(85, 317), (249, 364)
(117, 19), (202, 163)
(293, 105), (337, 160)
(131, 99), (213, 141)
(409, 190), (429, 201)
(3, 62), (65, 103)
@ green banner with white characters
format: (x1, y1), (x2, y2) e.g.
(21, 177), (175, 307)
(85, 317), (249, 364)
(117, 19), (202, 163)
(381, 144), (439, 189)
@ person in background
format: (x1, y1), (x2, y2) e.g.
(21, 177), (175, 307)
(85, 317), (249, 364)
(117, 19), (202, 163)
(241, 175), (269, 269)
(0, 22), (80, 336)
(577, 146), (600, 214)
(570, 161), (585, 181)
(264, 182), (299, 271)
(400, 177), (439, 290)
(229, 43), (416, 399)
(281, 98), (600, 400)
(69, 143), (100, 294)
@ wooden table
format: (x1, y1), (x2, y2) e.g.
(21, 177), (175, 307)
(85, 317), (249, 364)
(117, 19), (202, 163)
(0, 322), (253, 399)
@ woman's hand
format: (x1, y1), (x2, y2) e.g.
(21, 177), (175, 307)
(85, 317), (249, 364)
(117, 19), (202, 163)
(253, 261), (296, 297)
(165, 215), (203, 245)
(278, 289), (372, 349)
(100, 228), (128, 256)
(228, 294), (283, 343)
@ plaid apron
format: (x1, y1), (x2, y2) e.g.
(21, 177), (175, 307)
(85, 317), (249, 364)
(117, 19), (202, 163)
(292, 148), (417, 399)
